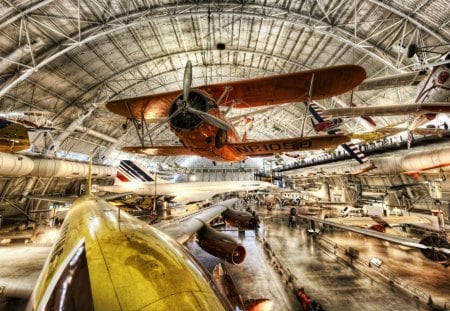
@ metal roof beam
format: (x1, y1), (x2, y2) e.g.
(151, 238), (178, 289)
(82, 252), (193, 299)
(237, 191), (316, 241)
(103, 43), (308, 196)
(0, 3), (412, 100)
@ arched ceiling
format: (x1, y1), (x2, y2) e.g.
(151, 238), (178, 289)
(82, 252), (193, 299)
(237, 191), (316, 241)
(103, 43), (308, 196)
(0, 0), (448, 168)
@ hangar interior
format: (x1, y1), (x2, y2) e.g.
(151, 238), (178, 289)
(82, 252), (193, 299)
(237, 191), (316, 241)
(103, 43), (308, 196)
(0, 0), (449, 310)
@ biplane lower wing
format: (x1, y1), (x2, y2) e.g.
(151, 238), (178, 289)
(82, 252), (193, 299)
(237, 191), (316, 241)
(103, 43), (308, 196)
(227, 135), (350, 157)
(122, 145), (197, 156)
(106, 65), (366, 119)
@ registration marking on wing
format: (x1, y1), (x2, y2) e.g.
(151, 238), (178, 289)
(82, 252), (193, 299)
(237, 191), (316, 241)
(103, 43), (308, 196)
(229, 135), (349, 156)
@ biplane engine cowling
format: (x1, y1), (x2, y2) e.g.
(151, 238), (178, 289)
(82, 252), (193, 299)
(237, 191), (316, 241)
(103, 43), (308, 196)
(197, 225), (246, 265)
(168, 90), (210, 130)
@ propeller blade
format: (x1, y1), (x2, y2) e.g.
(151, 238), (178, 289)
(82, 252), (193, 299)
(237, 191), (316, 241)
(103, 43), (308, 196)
(183, 61), (192, 103)
(186, 107), (231, 131)
(147, 108), (183, 136)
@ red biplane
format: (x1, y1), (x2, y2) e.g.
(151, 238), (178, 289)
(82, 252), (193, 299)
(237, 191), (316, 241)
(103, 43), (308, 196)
(106, 61), (366, 162)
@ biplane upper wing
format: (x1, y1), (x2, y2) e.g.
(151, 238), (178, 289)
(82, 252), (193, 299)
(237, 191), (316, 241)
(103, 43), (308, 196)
(323, 103), (450, 118)
(106, 65), (366, 119)
(226, 135), (350, 157)
(122, 145), (197, 156)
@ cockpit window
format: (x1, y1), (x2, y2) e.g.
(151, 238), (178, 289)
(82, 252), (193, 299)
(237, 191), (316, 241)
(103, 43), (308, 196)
(44, 243), (94, 311)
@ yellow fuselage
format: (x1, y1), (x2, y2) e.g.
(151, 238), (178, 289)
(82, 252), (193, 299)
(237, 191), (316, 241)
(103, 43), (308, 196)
(28, 195), (230, 310)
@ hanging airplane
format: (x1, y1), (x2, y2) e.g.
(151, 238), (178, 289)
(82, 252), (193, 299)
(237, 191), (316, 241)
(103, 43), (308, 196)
(0, 118), (30, 152)
(5, 164), (270, 310)
(322, 50), (450, 143)
(106, 61), (367, 162)
(0, 111), (55, 132)
(305, 101), (368, 164)
(96, 160), (273, 204)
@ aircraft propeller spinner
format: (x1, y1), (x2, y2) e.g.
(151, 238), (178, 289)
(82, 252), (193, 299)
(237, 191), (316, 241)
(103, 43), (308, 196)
(148, 61), (230, 136)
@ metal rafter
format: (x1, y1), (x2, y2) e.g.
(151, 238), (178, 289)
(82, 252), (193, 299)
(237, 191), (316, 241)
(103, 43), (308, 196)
(1, 2), (424, 101)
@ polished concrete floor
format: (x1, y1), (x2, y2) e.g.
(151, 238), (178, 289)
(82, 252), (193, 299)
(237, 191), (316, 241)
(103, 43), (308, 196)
(323, 228), (450, 307)
(187, 205), (445, 311)
(262, 218), (430, 310)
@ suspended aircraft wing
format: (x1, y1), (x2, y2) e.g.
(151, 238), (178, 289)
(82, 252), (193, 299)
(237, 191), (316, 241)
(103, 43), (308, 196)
(106, 65), (366, 119)
(122, 145), (197, 156)
(0, 119), (30, 152)
(356, 71), (428, 91)
(226, 135), (350, 157)
(323, 103), (450, 118)
(372, 126), (446, 137)
(122, 135), (350, 157)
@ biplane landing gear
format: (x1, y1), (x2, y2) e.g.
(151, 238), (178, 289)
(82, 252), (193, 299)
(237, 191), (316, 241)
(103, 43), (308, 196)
(215, 129), (228, 148)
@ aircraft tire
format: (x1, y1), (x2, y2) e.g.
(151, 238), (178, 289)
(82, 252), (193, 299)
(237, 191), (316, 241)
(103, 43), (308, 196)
(215, 129), (228, 148)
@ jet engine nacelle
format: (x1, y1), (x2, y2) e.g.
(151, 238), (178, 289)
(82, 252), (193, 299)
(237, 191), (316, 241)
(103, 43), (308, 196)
(222, 208), (259, 230)
(197, 224), (246, 265)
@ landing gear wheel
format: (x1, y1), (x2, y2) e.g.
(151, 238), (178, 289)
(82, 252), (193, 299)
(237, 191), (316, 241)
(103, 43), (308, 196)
(215, 129), (228, 148)
(419, 235), (450, 262)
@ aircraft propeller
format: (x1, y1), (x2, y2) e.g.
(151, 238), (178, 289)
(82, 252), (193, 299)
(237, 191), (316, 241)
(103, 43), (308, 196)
(146, 61), (230, 138)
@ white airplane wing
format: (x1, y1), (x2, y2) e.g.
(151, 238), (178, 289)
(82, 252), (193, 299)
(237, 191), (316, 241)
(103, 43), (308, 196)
(323, 103), (450, 117)
(154, 199), (236, 244)
(356, 71), (427, 91)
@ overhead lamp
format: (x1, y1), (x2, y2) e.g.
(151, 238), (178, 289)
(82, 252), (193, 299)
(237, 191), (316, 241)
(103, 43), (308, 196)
(216, 43), (226, 50)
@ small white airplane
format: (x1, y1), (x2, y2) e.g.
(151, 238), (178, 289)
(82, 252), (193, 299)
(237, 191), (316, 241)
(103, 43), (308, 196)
(96, 160), (274, 204)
